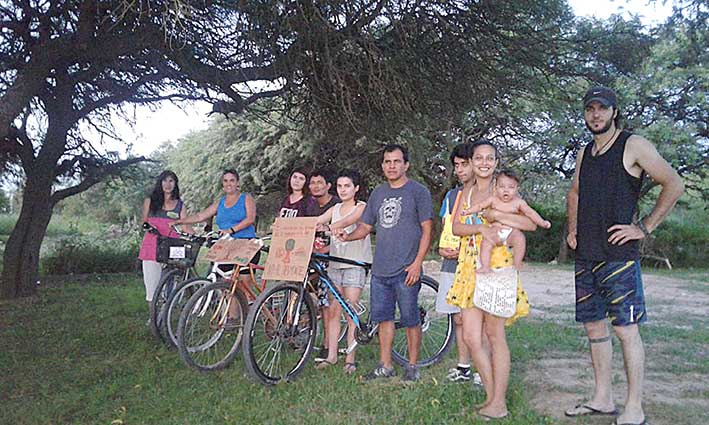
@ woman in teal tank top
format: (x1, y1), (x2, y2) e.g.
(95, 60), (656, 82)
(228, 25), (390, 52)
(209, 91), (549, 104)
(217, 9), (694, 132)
(174, 169), (256, 239)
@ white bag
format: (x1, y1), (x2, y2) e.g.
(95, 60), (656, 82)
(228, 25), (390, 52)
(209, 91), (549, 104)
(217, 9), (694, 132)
(473, 267), (518, 318)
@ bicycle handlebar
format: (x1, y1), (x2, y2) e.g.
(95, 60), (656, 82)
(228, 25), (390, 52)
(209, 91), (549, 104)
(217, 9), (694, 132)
(311, 252), (371, 270)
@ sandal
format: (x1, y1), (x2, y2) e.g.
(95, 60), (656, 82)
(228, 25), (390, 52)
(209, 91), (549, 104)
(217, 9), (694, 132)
(315, 360), (336, 370)
(565, 404), (618, 417)
(343, 362), (358, 374)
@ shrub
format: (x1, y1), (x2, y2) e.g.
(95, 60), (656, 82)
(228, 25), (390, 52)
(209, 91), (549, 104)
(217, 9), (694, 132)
(525, 204), (566, 263)
(0, 214), (17, 236)
(41, 234), (140, 275)
(649, 218), (709, 268)
(524, 205), (708, 268)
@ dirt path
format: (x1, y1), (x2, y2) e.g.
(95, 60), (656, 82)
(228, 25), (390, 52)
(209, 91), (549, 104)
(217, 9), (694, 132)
(424, 262), (709, 424)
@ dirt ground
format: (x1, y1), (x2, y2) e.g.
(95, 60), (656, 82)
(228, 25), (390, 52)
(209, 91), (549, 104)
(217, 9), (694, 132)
(424, 261), (709, 425)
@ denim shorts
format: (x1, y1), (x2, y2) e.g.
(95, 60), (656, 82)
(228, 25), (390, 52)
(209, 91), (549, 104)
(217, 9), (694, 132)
(329, 267), (367, 289)
(575, 260), (647, 326)
(370, 271), (421, 328)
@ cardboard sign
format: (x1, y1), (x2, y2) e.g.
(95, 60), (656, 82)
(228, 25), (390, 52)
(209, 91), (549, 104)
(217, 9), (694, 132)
(263, 217), (318, 282)
(202, 238), (263, 266)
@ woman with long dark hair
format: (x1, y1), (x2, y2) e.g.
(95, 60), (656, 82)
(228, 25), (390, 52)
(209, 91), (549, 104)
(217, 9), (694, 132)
(447, 141), (537, 420)
(278, 167), (317, 217)
(138, 170), (189, 312)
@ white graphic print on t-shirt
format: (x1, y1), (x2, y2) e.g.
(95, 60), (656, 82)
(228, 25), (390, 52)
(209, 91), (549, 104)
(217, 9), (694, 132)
(378, 197), (402, 229)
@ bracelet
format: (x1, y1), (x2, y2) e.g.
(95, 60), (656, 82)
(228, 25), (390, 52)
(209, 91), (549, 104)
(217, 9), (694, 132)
(634, 217), (652, 239)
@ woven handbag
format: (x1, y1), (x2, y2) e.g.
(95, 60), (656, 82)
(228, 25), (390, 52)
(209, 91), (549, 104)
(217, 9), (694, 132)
(473, 267), (518, 318)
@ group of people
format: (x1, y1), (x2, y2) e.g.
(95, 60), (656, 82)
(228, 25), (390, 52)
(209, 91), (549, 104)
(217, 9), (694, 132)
(137, 86), (683, 425)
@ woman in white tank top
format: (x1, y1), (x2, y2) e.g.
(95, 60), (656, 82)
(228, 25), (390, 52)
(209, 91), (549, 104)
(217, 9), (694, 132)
(315, 170), (372, 373)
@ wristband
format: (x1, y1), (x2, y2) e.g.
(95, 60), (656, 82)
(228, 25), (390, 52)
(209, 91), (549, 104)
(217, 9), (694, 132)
(634, 217), (652, 239)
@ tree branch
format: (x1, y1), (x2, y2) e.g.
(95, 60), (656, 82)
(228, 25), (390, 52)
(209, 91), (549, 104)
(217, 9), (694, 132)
(50, 156), (149, 204)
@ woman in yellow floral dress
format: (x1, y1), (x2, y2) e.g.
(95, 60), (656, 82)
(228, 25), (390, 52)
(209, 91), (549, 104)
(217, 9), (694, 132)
(446, 141), (537, 420)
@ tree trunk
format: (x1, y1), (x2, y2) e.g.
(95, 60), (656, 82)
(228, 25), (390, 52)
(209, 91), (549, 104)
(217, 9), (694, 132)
(1, 180), (53, 299)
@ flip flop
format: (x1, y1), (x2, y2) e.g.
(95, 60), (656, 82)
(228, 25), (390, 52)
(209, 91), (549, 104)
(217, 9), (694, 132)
(565, 404), (619, 417)
(476, 411), (508, 421)
(343, 362), (358, 374)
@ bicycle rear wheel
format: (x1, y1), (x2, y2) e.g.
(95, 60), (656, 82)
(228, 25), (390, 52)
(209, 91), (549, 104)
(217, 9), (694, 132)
(392, 275), (453, 367)
(149, 268), (183, 344)
(177, 281), (248, 371)
(165, 277), (210, 348)
(243, 283), (317, 385)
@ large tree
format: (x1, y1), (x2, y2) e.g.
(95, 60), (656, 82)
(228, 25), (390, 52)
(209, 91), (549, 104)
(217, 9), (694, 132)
(1, 0), (574, 298)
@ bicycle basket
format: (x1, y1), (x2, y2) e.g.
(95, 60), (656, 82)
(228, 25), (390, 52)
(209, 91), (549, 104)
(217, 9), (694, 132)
(156, 237), (201, 268)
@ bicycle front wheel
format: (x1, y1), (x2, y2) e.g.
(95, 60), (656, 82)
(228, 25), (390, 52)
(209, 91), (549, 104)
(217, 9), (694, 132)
(392, 275), (454, 367)
(149, 268), (183, 345)
(165, 276), (209, 348)
(177, 281), (248, 371)
(242, 283), (318, 385)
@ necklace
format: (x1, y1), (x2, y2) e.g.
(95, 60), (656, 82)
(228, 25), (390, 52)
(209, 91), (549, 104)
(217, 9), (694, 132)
(592, 128), (619, 157)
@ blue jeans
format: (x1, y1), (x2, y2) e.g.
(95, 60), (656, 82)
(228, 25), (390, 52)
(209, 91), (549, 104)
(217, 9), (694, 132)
(370, 271), (421, 328)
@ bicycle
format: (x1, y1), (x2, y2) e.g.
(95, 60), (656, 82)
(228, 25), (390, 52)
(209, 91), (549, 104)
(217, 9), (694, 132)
(142, 222), (217, 345)
(175, 237), (270, 371)
(241, 251), (454, 385)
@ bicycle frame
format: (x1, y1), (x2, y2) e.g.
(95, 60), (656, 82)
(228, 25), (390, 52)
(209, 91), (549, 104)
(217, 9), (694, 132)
(307, 253), (375, 349)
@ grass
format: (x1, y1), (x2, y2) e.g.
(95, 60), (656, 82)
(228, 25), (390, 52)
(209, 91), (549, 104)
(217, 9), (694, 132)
(2, 266), (708, 424)
(0, 274), (558, 425)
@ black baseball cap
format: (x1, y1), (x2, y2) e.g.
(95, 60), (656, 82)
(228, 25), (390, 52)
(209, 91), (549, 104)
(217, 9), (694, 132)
(583, 86), (617, 108)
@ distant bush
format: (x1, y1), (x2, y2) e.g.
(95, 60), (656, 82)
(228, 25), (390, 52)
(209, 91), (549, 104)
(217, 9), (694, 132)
(0, 214), (84, 237)
(524, 205), (708, 268)
(41, 234), (140, 275)
(525, 205), (566, 263)
(0, 214), (17, 236)
(649, 218), (709, 268)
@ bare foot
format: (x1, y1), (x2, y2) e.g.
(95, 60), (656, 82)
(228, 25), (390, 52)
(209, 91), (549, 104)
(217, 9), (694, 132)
(616, 408), (645, 425)
(475, 400), (490, 409)
(478, 404), (508, 419)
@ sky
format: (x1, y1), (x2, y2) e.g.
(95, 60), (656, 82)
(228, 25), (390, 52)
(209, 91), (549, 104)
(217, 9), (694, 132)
(119, 0), (675, 158)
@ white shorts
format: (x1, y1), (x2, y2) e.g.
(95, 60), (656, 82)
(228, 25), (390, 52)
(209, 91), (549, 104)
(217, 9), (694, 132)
(329, 267), (367, 289)
(435, 271), (460, 314)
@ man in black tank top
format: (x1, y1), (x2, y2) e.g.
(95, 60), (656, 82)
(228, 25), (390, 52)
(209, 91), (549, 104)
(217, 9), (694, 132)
(564, 87), (683, 425)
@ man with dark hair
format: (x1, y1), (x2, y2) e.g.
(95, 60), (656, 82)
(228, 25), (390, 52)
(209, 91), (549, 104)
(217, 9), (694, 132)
(339, 143), (433, 382)
(309, 168), (340, 215)
(437, 142), (478, 383)
(565, 86), (683, 425)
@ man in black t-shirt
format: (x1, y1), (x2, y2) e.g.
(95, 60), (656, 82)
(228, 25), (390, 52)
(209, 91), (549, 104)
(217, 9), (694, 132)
(565, 87), (683, 425)
(309, 169), (340, 216)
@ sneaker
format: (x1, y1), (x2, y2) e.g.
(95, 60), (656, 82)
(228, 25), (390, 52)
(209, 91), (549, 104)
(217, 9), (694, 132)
(363, 363), (396, 381)
(447, 367), (471, 382)
(402, 364), (420, 382)
(314, 347), (329, 363)
(472, 372), (483, 386)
